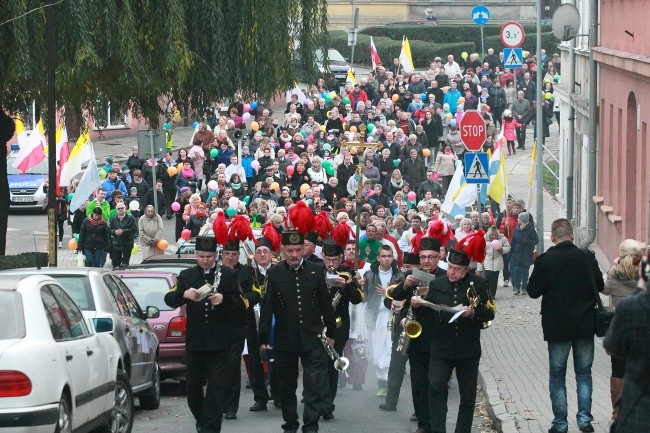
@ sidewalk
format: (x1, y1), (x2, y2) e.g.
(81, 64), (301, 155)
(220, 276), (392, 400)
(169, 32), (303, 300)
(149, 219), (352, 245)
(478, 125), (612, 433)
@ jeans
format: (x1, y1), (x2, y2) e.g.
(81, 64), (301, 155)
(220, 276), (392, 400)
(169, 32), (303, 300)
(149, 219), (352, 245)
(84, 249), (106, 268)
(509, 263), (531, 291)
(548, 338), (594, 432)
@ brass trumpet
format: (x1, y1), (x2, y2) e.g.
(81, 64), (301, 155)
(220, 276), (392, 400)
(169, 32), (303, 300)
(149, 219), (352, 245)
(466, 282), (495, 329)
(327, 267), (354, 328)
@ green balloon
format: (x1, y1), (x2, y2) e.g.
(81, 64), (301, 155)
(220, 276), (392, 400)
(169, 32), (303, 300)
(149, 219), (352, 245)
(226, 207), (237, 217)
(392, 159), (399, 167)
(210, 148), (218, 158)
(74, 234), (79, 242)
(342, 97), (351, 105)
(242, 196), (250, 204)
(67, 192), (74, 202)
(322, 160), (332, 168)
(306, 199), (313, 205)
(325, 95), (333, 103)
(325, 167), (335, 176)
(366, 123), (375, 132)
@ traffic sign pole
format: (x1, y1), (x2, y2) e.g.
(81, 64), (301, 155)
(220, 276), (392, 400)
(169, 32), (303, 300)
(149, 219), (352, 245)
(471, 5), (490, 55)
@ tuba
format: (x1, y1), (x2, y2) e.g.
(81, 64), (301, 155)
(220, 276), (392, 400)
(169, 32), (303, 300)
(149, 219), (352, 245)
(466, 282), (496, 329)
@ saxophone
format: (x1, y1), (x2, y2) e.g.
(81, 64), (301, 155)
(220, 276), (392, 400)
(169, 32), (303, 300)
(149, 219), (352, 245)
(396, 287), (422, 356)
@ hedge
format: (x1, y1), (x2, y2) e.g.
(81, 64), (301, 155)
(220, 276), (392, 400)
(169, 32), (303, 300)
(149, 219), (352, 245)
(0, 252), (49, 270)
(329, 30), (475, 70)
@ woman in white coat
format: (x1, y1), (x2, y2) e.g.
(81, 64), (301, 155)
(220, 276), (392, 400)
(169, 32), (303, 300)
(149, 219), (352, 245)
(481, 225), (511, 298)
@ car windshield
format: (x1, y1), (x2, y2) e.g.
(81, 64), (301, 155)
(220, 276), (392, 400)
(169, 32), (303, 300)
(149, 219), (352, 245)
(0, 291), (25, 339)
(7, 156), (48, 175)
(119, 277), (173, 311)
(52, 276), (95, 311)
(315, 49), (346, 63)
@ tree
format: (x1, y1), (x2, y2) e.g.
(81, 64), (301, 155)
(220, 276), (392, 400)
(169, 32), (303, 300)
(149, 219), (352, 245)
(0, 0), (328, 254)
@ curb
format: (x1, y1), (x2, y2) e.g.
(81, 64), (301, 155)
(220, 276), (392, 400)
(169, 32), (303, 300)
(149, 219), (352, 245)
(478, 361), (519, 433)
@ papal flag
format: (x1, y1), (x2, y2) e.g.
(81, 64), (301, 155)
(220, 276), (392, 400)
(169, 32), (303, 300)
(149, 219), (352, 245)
(346, 68), (357, 84)
(441, 163), (477, 217)
(59, 129), (91, 187)
(487, 134), (508, 208)
(69, 145), (100, 213)
(399, 36), (415, 73)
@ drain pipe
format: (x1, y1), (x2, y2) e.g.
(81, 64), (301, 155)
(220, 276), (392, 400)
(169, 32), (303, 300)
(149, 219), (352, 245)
(565, 0), (576, 221)
(581, 0), (598, 248)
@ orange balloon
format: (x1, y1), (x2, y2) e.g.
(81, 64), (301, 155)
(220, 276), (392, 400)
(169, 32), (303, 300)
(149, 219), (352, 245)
(350, 147), (358, 155)
(167, 166), (178, 176)
(251, 121), (260, 131)
(300, 184), (310, 195)
(422, 148), (431, 157)
(270, 182), (280, 192)
(156, 239), (169, 250)
(349, 125), (358, 133)
(68, 238), (77, 251)
(391, 94), (399, 102)
(457, 97), (465, 105)
(442, 86), (449, 93)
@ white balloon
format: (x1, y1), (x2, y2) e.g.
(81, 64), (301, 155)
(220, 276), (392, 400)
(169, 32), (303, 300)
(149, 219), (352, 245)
(228, 197), (239, 208)
(129, 200), (140, 211)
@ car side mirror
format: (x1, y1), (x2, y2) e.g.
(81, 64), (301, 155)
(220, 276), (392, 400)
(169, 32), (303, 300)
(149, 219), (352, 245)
(93, 317), (115, 333)
(146, 306), (160, 319)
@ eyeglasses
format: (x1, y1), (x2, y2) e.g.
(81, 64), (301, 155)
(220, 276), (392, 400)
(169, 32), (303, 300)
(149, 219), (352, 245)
(117, 207), (126, 210)
(223, 252), (239, 257)
(419, 254), (440, 261)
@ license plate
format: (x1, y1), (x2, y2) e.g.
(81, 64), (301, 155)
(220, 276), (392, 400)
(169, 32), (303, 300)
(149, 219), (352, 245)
(12, 196), (34, 202)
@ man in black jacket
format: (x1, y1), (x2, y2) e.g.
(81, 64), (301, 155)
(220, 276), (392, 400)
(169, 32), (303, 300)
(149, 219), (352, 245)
(108, 203), (137, 268)
(321, 239), (364, 419)
(164, 236), (249, 433)
(259, 231), (337, 433)
(527, 219), (603, 433)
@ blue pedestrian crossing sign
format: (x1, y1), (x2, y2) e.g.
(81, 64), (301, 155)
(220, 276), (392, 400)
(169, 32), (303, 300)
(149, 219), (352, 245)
(471, 5), (490, 26)
(464, 152), (489, 184)
(503, 48), (523, 69)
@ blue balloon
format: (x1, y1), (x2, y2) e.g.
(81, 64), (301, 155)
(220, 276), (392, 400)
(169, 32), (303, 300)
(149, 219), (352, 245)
(450, 119), (456, 127)
(250, 101), (258, 110)
(421, 93), (427, 100)
(192, 121), (198, 129)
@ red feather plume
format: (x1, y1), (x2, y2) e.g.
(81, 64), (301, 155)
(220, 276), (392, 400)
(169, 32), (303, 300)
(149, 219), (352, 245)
(427, 220), (454, 248)
(314, 211), (333, 240)
(228, 215), (254, 241)
(457, 229), (487, 263)
(261, 222), (281, 252)
(212, 210), (228, 246)
(288, 201), (315, 235)
(332, 222), (353, 247)
(411, 230), (424, 255)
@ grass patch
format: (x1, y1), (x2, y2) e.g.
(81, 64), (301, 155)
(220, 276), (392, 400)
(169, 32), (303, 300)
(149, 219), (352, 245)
(543, 160), (559, 197)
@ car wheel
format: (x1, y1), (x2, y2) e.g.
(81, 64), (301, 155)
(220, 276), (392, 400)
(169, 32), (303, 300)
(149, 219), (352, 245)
(138, 360), (161, 410)
(54, 394), (72, 433)
(100, 370), (134, 433)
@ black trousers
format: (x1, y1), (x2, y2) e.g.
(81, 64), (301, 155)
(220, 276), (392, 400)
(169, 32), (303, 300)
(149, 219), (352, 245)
(428, 356), (480, 433)
(515, 125), (526, 148)
(246, 321), (269, 403)
(163, 186), (176, 216)
(485, 270), (500, 299)
(324, 340), (347, 410)
(502, 252), (511, 281)
(385, 329), (408, 406)
(410, 348), (431, 432)
(222, 340), (245, 413)
(111, 247), (133, 268)
(275, 347), (329, 432)
(186, 347), (238, 433)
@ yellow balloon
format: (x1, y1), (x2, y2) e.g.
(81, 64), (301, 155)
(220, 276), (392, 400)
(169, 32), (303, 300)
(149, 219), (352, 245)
(461, 51), (468, 60)
(422, 148), (431, 157)
(300, 184), (310, 195)
(320, 125), (326, 132)
(270, 182), (280, 192)
(131, 244), (139, 255)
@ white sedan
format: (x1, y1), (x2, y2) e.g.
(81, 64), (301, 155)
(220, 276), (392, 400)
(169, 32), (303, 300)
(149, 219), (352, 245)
(0, 274), (134, 433)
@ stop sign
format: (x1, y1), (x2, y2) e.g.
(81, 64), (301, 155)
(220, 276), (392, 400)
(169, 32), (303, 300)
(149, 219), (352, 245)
(459, 110), (486, 151)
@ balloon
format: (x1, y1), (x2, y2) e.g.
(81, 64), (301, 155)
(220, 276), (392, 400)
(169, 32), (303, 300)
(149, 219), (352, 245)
(251, 160), (260, 170)
(349, 125), (358, 133)
(68, 239), (77, 251)
(306, 199), (313, 205)
(461, 51), (468, 60)
(350, 147), (358, 155)
(329, 91), (336, 98)
(250, 101), (258, 110)
(228, 197), (239, 208)
(131, 243), (139, 255)
(74, 234), (79, 242)
(243, 103), (251, 112)
(450, 119), (456, 127)
(226, 207), (237, 217)
(242, 112), (251, 122)
(366, 136), (374, 143)
(270, 182), (279, 192)
(322, 160), (332, 169)
(99, 169), (107, 180)
(454, 160), (462, 168)
(242, 196), (250, 204)
(491, 240), (501, 250)
(447, 113), (453, 121)
(167, 166), (178, 176)
(192, 121), (199, 129)
(171, 201), (181, 212)
(210, 148), (218, 158)
(181, 229), (192, 240)
(391, 94), (399, 102)
(433, 172), (440, 181)
(299, 130), (307, 137)
(457, 97), (465, 105)
(320, 125), (326, 132)
(207, 180), (218, 190)
(66, 192), (74, 202)
(177, 239), (185, 247)
(442, 86), (450, 93)
(422, 148), (431, 157)
(156, 239), (169, 250)
(342, 97), (351, 105)
(325, 95), (332, 104)
(324, 166), (335, 176)
(286, 165), (295, 175)
(421, 93), (427, 100)
(251, 121), (260, 131)
(129, 200), (140, 211)
(392, 159), (399, 167)
(407, 191), (417, 201)
(545, 92), (553, 100)
(300, 184), (310, 195)
(366, 124), (375, 133)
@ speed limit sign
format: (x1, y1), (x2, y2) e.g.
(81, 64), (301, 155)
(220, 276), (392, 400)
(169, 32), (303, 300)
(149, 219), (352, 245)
(500, 21), (525, 48)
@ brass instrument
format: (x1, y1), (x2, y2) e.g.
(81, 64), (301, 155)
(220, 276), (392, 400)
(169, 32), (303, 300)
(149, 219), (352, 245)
(466, 282), (496, 329)
(327, 267), (354, 328)
(319, 328), (349, 371)
(384, 282), (403, 335)
(396, 287), (423, 356)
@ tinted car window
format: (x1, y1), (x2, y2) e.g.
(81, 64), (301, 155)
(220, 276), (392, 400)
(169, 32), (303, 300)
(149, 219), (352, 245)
(48, 284), (89, 339)
(113, 276), (145, 318)
(0, 291), (25, 339)
(120, 277), (173, 311)
(52, 275), (95, 310)
(103, 275), (130, 316)
(42, 287), (71, 341)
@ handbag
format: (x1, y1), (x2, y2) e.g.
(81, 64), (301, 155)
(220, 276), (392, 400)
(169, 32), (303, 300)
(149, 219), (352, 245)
(582, 248), (614, 337)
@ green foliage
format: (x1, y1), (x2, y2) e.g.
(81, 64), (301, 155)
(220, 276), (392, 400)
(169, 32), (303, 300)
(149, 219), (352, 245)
(329, 31), (474, 69)
(543, 159), (559, 197)
(0, 252), (49, 270)
(0, 0), (328, 129)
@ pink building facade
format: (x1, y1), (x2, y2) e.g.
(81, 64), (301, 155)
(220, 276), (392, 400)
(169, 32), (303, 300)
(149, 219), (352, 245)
(593, 0), (650, 262)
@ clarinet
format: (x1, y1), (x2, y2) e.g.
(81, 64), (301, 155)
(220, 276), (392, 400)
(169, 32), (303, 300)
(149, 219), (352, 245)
(210, 245), (223, 310)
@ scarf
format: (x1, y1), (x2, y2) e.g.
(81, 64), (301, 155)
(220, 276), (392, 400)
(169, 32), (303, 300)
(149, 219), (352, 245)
(182, 168), (195, 178)
(231, 182), (242, 190)
(391, 178), (404, 189)
(87, 216), (105, 226)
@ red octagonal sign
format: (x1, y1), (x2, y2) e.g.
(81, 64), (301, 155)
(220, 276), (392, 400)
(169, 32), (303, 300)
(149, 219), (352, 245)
(459, 110), (486, 151)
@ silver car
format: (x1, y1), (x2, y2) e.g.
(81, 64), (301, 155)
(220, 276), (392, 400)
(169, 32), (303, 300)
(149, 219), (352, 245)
(0, 268), (161, 410)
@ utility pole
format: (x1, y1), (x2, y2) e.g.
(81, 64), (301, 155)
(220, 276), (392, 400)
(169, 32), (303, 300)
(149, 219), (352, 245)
(535, 0), (544, 252)
(46, 0), (57, 266)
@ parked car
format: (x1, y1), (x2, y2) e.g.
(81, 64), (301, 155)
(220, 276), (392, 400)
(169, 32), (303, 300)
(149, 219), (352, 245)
(118, 256), (196, 275)
(0, 274), (134, 433)
(0, 268), (161, 410)
(113, 270), (187, 388)
(7, 147), (48, 211)
(315, 48), (351, 87)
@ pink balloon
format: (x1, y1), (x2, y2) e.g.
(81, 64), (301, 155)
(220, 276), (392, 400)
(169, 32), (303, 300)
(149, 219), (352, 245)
(284, 142), (291, 150)
(286, 165), (295, 175)
(251, 160), (260, 170)
(433, 172), (440, 181)
(242, 112), (251, 122)
(491, 239), (501, 250)
(181, 229), (191, 240)
(207, 180), (218, 190)
(170, 202), (181, 212)
(407, 191), (416, 201)
(243, 103), (251, 112)
(366, 136), (374, 143)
